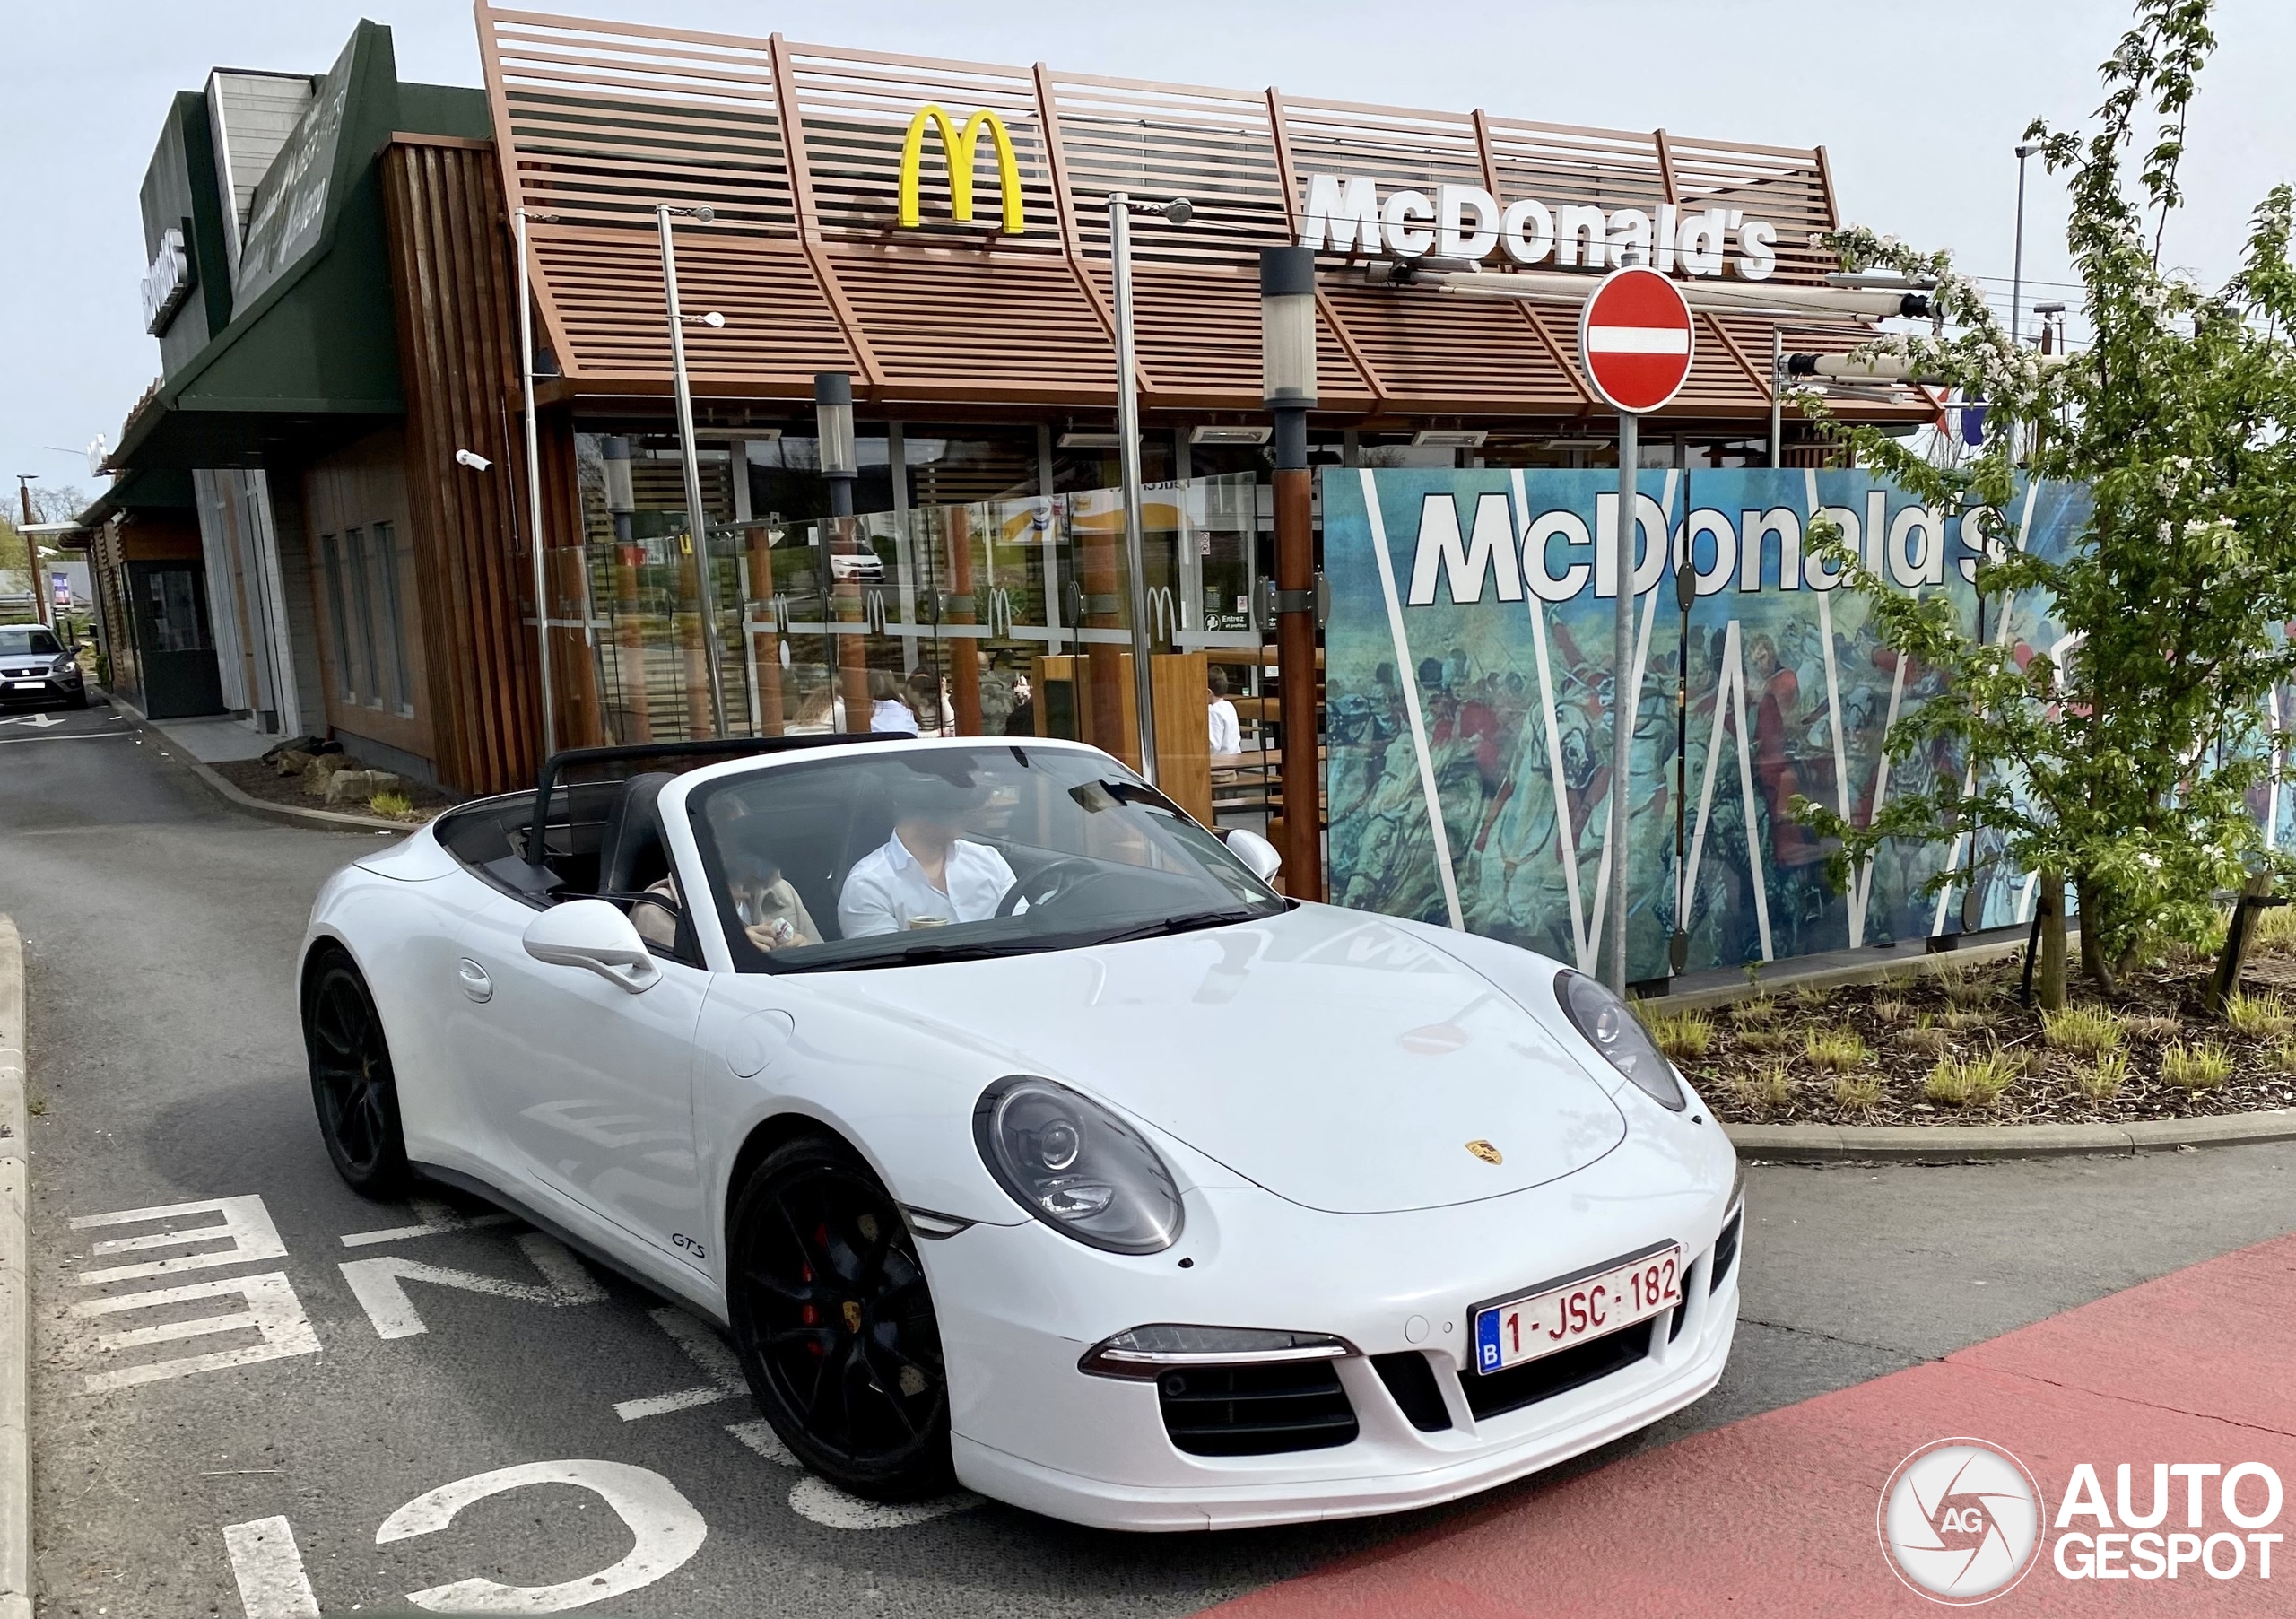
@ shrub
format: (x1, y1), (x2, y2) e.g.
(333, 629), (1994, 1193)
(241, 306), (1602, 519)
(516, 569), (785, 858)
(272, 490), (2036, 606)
(1804, 1026), (1869, 1072)
(1925, 1049), (2017, 1109)
(2041, 1003), (2122, 1058)
(2223, 992), (2293, 1040)
(2161, 1041), (2233, 1091)
(1729, 1063), (1793, 1111)
(1638, 1007), (1714, 1063)
(1832, 1074), (1883, 1113)
(2076, 1050), (2128, 1101)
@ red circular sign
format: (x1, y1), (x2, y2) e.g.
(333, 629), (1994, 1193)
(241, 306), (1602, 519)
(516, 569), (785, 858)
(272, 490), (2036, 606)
(1578, 265), (1695, 414)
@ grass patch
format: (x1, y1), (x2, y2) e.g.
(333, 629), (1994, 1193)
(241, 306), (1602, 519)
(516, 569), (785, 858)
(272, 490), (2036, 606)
(2076, 1050), (2128, 1101)
(1896, 1022), (1951, 1056)
(1831, 1074), (1884, 1113)
(2252, 901), (2296, 955)
(1939, 1008), (1997, 1033)
(1791, 981), (1830, 1011)
(1870, 994), (1909, 1025)
(2118, 1011), (2184, 1041)
(1803, 1026), (1869, 1072)
(369, 789), (416, 819)
(2223, 992), (2293, 1040)
(1639, 1007), (1715, 1063)
(1924, 1049), (2019, 1109)
(1730, 1063), (1794, 1110)
(2161, 1041), (2233, 1091)
(1942, 970), (1996, 1009)
(2041, 1003), (2122, 1058)
(1735, 1026), (1789, 1053)
(1731, 997), (1780, 1027)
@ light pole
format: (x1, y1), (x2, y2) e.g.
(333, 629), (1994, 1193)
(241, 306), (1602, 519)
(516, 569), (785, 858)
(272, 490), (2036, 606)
(511, 207), (558, 756)
(1260, 245), (1321, 899)
(1107, 190), (1192, 786)
(2010, 142), (2040, 461)
(657, 202), (730, 737)
(813, 371), (868, 734)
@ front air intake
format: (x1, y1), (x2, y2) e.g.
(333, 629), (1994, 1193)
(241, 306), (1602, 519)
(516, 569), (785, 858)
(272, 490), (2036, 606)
(1156, 1361), (1360, 1456)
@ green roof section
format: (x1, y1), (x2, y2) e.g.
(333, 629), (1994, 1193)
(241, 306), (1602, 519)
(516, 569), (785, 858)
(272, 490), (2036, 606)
(114, 20), (494, 473)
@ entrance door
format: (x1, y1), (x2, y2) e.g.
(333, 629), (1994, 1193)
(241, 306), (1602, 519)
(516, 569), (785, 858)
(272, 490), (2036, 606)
(127, 562), (223, 718)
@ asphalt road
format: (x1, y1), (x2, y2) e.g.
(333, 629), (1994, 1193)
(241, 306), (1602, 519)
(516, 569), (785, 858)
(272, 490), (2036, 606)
(5, 697), (2294, 1618)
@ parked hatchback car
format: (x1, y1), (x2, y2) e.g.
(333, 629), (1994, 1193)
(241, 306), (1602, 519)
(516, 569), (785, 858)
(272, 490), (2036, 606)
(0, 623), (87, 709)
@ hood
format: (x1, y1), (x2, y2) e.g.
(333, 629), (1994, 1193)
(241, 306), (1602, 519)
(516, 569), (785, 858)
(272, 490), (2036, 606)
(801, 904), (1625, 1214)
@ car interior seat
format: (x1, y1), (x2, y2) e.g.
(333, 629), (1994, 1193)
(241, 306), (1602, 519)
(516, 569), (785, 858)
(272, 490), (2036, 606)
(596, 771), (675, 900)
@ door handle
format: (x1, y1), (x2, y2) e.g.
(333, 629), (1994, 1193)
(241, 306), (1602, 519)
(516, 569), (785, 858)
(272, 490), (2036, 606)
(457, 958), (494, 1003)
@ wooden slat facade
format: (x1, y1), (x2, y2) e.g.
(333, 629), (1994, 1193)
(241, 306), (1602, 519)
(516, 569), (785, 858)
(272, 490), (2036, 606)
(476, 4), (1922, 425)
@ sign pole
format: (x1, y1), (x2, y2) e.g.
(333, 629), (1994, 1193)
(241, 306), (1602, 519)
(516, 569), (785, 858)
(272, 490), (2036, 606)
(1610, 410), (1637, 994)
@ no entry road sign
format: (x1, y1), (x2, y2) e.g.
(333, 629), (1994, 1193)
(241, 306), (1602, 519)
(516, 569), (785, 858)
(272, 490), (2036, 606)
(1578, 266), (1694, 414)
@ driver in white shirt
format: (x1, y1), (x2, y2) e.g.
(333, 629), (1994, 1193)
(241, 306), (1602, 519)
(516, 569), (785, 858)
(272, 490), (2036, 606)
(838, 770), (1018, 936)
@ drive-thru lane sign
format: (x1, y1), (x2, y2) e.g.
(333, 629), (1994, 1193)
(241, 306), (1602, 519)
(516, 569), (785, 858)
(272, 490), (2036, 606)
(1578, 265), (1696, 414)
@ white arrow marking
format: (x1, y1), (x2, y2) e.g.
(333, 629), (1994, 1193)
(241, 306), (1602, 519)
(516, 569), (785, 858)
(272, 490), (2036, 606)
(0, 712), (64, 728)
(338, 1232), (604, 1339)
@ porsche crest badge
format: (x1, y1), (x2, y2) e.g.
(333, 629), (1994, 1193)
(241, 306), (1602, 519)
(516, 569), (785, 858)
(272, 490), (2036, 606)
(1465, 1139), (1503, 1165)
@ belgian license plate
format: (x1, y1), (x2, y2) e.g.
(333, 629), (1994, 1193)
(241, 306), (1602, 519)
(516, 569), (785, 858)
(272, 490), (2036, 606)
(10, 680), (41, 689)
(1474, 1245), (1683, 1375)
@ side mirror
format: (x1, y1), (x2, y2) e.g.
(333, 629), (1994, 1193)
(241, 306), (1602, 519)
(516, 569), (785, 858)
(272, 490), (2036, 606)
(1221, 826), (1283, 885)
(522, 899), (662, 994)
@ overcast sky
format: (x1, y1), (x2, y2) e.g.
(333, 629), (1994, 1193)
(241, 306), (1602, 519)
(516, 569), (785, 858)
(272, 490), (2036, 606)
(6, 1), (2292, 498)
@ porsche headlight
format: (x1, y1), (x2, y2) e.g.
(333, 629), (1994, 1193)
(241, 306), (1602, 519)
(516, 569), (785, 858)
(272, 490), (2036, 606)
(973, 1075), (1184, 1254)
(1555, 970), (1686, 1111)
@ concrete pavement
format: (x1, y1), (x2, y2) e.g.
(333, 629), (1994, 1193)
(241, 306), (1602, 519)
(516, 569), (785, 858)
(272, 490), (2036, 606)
(4, 696), (2293, 1617)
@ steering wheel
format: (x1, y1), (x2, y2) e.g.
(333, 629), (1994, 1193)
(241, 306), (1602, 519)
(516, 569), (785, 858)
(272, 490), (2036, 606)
(996, 856), (1118, 918)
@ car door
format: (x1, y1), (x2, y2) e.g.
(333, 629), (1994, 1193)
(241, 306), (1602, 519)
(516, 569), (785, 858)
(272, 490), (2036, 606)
(453, 890), (711, 1272)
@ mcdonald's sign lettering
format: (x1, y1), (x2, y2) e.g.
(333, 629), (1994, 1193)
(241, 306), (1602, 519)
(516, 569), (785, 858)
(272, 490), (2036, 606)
(898, 104), (1024, 234)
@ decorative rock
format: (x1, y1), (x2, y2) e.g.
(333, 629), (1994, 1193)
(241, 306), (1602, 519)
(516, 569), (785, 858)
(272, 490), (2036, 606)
(303, 754), (356, 793)
(274, 748), (314, 778)
(325, 770), (401, 805)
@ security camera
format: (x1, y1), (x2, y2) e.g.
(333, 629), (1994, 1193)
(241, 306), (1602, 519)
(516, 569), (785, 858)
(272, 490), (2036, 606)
(454, 449), (492, 472)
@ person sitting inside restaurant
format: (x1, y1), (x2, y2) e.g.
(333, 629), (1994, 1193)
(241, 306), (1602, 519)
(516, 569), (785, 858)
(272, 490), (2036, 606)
(838, 770), (1016, 936)
(1207, 666), (1243, 762)
(868, 667), (920, 735)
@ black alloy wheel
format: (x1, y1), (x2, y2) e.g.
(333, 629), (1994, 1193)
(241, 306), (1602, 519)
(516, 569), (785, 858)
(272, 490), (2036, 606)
(303, 953), (410, 1194)
(727, 1136), (953, 1500)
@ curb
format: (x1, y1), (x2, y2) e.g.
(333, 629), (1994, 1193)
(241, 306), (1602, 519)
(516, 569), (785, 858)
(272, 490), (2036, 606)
(1726, 1106), (2296, 1163)
(102, 693), (414, 835)
(1658, 934), (2041, 1012)
(1, 915), (32, 1619)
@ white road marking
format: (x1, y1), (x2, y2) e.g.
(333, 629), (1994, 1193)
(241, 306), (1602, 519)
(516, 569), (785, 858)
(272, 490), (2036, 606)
(338, 1197), (517, 1248)
(222, 1516), (321, 1619)
(726, 1418), (796, 1466)
(614, 1306), (745, 1421)
(0, 713), (64, 729)
(72, 1195), (287, 1284)
(338, 1232), (604, 1340)
(785, 1475), (984, 1530)
(72, 1272), (320, 1391)
(377, 1459), (706, 1614)
(0, 730), (129, 745)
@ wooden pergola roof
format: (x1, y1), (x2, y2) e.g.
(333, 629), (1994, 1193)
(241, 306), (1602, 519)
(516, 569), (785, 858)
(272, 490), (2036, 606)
(477, 4), (1918, 424)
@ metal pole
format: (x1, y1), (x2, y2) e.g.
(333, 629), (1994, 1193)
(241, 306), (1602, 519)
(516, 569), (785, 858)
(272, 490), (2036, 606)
(1109, 194), (1159, 786)
(1768, 326), (1783, 470)
(2009, 145), (2031, 466)
(658, 204), (730, 737)
(16, 478), (52, 631)
(1609, 412), (1638, 993)
(514, 208), (557, 758)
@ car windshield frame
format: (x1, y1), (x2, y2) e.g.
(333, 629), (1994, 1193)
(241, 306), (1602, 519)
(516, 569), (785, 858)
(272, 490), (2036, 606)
(0, 627), (62, 657)
(682, 741), (1287, 974)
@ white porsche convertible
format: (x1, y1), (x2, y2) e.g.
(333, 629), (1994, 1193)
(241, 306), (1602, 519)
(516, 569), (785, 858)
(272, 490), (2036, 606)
(300, 735), (1741, 1530)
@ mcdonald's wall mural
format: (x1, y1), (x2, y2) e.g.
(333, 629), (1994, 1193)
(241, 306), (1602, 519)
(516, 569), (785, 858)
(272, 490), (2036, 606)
(1323, 467), (2296, 980)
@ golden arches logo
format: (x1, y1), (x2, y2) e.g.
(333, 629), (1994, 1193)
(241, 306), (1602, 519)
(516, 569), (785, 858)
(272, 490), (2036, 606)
(897, 104), (1024, 234)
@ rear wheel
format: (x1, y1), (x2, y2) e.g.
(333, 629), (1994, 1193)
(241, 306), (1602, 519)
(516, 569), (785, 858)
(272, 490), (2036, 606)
(727, 1136), (953, 1500)
(303, 953), (409, 1195)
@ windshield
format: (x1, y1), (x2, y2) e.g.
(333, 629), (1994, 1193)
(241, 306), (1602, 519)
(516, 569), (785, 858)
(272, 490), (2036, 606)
(0, 627), (61, 657)
(689, 744), (1284, 971)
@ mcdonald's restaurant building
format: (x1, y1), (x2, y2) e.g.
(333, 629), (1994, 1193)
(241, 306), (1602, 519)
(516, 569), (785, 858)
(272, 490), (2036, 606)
(97, 4), (1927, 872)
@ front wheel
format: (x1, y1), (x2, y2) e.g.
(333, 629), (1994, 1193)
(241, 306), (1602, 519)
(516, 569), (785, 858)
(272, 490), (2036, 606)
(726, 1136), (953, 1501)
(302, 952), (410, 1195)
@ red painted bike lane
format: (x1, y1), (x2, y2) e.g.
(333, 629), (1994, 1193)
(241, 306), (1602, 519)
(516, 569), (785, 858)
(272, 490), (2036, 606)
(1205, 1233), (2296, 1617)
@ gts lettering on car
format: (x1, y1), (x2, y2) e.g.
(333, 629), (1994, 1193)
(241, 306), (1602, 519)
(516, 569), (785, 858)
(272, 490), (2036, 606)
(672, 1233), (708, 1261)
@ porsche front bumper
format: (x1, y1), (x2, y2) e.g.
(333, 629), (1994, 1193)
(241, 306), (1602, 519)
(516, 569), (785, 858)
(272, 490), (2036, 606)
(926, 1148), (1742, 1531)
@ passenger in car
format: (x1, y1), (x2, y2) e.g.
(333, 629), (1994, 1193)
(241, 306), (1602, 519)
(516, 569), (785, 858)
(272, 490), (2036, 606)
(838, 770), (1016, 936)
(725, 825), (822, 951)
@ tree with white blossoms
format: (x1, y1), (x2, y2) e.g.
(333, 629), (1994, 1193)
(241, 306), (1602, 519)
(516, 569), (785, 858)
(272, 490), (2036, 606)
(1791, 0), (2296, 1009)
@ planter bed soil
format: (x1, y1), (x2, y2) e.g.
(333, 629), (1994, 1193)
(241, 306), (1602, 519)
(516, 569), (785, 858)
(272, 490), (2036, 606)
(1674, 947), (2296, 1127)
(210, 757), (450, 821)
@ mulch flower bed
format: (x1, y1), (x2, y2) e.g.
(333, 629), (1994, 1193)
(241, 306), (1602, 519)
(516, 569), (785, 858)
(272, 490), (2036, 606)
(210, 757), (452, 822)
(1651, 934), (2296, 1127)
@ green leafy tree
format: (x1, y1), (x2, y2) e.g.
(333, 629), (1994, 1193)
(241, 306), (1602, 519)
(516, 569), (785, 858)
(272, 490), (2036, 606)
(1792, 0), (2296, 1007)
